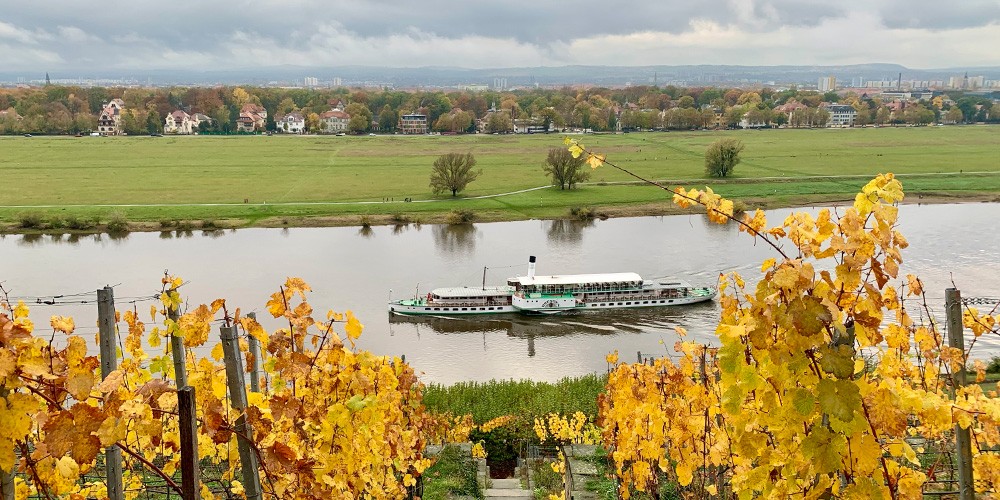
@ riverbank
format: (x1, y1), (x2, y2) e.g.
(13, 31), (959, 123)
(1, 187), (998, 236)
(2, 127), (998, 234)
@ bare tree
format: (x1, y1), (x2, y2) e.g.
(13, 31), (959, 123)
(542, 148), (590, 190)
(430, 152), (481, 196)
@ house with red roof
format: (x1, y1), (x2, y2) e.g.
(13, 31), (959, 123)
(237, 103), (267, 133)
(97, 98), (125, 135)
(319, 109), (350, 133)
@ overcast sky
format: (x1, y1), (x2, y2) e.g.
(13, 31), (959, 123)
(2, 0), (998, 73)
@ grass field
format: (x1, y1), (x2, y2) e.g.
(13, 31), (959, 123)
(2, 126), (998, 230)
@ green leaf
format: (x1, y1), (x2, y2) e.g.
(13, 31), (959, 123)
(790, 388), (815, 416)
(817, 379), (861, 423)
(819, 345), (856, 379)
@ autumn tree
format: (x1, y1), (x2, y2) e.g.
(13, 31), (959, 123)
(945, 107), (964, 124)
(876, 106), (891, 126)
(345, 102), (372, 134)
(705, 138), (744, 178)
(543, 148), (590, 190)
(430, 152), (480, 197)
(377, 104), (397, 132)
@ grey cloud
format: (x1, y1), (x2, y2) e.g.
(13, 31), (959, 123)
(878, 0), (1000, 30)
(3, 0), (846, 48)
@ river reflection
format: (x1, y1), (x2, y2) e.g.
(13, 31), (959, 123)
(3, 203), (1000, 384)
(432, 223), (477, 254)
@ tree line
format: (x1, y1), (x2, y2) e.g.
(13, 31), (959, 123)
(0, 83), (997, 135)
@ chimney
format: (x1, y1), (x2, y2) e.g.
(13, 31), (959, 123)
(527, 256), (536, 279)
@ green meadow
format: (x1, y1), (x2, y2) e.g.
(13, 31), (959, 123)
(1, 126), (998, 230)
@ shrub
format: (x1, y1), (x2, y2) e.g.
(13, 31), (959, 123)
(17, 212), (44, 229)
(65, 215), (96, 230)
(447, 209), (476, 225)
(106, 210), (129, 233)
(732, 199), (748, 216)
(201, 219), (218, 229)
(569, 206), (596, 220)
(360, 215), (372, 228)
(391, 213), (411, 224)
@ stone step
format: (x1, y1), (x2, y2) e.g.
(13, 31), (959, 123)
(483, 488), (534, 499)
(490, 478), (523, 489)
(568, 459), (598, 476)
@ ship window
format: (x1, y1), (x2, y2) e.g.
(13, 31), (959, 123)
(626, 302), (631, 305)
(462, 308), (468, 311)
(668, 300), (673, 303)
(434, 308), (440, 310)
(424, 308), (430, 311)
(643, 301), (648, 304)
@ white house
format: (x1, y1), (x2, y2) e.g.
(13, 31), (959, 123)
(277, 112), (306, 133)
(823, 104), (857, 127)
(319, 109), (350, 133)
(164, 110), (192, 134)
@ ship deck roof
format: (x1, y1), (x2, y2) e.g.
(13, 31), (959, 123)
(431, 286), (514, 297)
(512, 272), (643, 286)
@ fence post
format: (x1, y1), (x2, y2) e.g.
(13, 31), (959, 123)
(97, 287), (124, 500)
(0, 468), (11, 500)
(1, 386), (12, 500)
(178, 386), (200, 500)
(246, 313), (261, 394)
(221, 326), (262, 500)
(168, 304), (187, 389)
(945, 288), (974, 500)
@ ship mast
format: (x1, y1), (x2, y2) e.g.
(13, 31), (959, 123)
(483, 266), (487, 290)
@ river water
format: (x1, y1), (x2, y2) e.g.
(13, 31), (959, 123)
(3, 203), (999, 384)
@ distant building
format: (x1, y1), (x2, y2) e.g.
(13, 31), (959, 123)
(0, 108), (22, 121)
(276, 112), (305, 133)
(513, 118), (548, 134)
(880, 90), (936, 101)
(303, 76), (319, 87)
(774, 100), (808, 122)
(97, 98), (125, 135)
(822, 103), (857, 127)
(319, 109), (350, 133)
(399, 113), (428, 134)
(164, 110), (193, 134)
(237, 103), (267, 133)
(818, 76), (836, 92)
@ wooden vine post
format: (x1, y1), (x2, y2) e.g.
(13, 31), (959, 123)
(945, 288), (974, 500)
(0, 387), (12, 500)
(221, 325), (263, 500)
(168, 300), (188, 389)
(178, 387), (200, 500)
(246, 312), (261, 393)
(97, 287), (124, 500)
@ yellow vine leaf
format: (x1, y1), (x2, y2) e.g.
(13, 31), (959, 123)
(586, 153), (605, 169)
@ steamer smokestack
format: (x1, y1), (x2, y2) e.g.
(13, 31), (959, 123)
(528, 256), (536, 279)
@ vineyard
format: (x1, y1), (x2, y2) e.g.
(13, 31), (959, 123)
(3, 142), (1000, 499)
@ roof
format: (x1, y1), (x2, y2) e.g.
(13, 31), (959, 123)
(512, 272), (643, 286)
(431, 286), (514, 298)
(170, 110), (189, 119)
(241, 103), (266, 114)
(320, 110), (350, 119)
